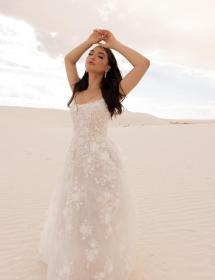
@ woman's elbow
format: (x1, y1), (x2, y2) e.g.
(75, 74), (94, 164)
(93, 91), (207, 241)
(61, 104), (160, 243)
(141, 58), (150, 70)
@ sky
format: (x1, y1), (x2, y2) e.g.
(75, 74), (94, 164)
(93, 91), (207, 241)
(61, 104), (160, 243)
(0, 0), (215, 119)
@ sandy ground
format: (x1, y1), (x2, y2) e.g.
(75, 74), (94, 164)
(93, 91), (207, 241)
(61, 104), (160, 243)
(0, 105), (215, 280)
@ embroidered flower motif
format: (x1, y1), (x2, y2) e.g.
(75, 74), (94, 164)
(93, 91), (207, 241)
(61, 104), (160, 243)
(97, 190), (111, 204)
(90, 142), (100, 152)
(55, 256), (74, 279)
(103, 172), (114, 183)
(85, 238), (99, 266)
(95, 177), (101, 185)
(82, 154), (97, 177)
(93, 271), (105, 280)
(65, 180), (86, 211)
(104, 256), (113, 274)
(100, 150), (110, 160)
(95, 176), (108, 187)
(104, 211), (111, 224)
(92, 258), (114, 280)
(87, 156), (93, 163)
(113, 196), (120, 209)
(104, 226), (113, 239)
(80, 218), (93, 240)
(89, 238), (98, 248)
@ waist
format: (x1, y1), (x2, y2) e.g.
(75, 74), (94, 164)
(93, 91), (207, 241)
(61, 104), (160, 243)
(72, 133), (109, 143)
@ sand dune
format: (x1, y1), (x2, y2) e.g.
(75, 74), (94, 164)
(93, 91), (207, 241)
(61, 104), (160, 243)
(0, 106), (215, 280)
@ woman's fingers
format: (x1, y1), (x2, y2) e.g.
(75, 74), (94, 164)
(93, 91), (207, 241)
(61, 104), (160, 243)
(91, 28), (111, 43)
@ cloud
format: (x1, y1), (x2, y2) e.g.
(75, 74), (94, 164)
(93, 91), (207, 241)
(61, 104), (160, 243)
(0, 6), (214, 119)
(0, 14), (69, 108)
(0, 0), (214, 72)
(97, 0), (118, 21)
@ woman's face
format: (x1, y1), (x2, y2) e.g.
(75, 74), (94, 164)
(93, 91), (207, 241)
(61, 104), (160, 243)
(85, 46), (110, 74)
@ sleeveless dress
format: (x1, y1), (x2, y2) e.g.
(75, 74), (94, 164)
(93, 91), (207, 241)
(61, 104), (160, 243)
(37, 96), (139, 280)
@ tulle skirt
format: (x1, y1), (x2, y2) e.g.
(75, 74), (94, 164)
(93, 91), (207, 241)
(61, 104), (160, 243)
(37, 136), (139, 280)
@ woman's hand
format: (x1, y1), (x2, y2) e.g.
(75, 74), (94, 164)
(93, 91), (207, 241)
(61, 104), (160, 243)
(87, 29), (104, 45)
(87, 29), (118, 48)
(97, 29), (118, 49)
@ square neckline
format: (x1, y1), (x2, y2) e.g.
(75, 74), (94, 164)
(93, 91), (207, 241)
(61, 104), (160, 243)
(74, 96), (104, 107)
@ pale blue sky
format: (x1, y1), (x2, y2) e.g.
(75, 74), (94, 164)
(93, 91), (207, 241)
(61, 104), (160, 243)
(0, 0), (214, 119)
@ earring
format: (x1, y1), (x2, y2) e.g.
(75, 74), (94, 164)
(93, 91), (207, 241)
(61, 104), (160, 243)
(104, 71), (107, 78)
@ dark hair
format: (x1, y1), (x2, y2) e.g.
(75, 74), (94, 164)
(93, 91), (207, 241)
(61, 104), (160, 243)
(67, 45), (126, 119)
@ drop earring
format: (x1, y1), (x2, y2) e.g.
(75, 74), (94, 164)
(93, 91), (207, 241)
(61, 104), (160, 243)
(104, 71), (107, 78)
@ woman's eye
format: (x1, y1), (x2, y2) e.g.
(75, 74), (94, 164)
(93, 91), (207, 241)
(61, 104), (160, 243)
(88, 53), (103, 59)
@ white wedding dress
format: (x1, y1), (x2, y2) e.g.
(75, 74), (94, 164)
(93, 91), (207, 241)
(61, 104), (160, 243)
(37, 96), (139, 280)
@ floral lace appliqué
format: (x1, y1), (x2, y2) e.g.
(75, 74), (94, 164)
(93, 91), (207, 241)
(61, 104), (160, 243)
(37, 98), (138, 280)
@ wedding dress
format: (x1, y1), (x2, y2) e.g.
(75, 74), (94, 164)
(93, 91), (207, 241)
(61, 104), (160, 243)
(37, 96), (139, 280)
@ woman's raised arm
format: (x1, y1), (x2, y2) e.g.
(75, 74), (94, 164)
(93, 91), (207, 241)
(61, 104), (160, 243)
(98, 29), (150, 96)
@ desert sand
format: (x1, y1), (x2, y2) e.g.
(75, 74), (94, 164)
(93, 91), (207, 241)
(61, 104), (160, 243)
(0, 105), (215, 280)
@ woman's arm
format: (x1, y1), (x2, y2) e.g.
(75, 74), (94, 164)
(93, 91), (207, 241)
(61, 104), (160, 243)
(113, 40), (150, 96)
(98, 29), (150, 96)
(64, 40), (92, 89)
(64, 30), (103, 90)
(112, 40), (150, 67)
(64, 39), (92, 63)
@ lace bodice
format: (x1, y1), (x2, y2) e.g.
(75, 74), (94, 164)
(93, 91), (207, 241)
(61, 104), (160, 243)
(68, 97), (123, 169)
(70, 98), (111, 141)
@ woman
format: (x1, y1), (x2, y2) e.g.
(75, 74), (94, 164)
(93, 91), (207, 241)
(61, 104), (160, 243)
(38, 29), (150, 280)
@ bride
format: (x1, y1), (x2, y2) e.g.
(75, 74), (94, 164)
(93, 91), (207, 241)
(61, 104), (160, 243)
(37, 28), (150, 280)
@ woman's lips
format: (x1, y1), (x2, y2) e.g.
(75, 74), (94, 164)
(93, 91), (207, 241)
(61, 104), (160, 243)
(88, 61), (95, 65)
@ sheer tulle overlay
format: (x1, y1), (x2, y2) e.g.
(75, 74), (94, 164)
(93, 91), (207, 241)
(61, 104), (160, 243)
(37, 97), (139, 280)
